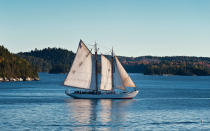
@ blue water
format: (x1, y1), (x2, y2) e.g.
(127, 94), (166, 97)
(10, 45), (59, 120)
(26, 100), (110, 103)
(0, 73), (210, 131)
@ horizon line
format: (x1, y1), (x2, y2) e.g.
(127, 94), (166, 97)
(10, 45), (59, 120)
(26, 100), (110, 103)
(1, 45), (209, 58)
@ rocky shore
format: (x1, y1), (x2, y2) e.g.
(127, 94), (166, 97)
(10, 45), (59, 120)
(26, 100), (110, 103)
(0, 77), (40, 82)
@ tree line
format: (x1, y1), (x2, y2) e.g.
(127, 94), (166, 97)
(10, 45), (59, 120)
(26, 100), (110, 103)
(0, 45), (38, 80)
(120, 56), (210, 75)
(18, 47), (75, 73)
(17, 47), (210, 76)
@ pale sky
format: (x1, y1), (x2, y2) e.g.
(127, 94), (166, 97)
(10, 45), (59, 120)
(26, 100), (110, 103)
(0, 0), (210, 57)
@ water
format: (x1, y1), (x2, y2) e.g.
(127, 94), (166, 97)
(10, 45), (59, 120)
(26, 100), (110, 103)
(0, 73), (210, 131)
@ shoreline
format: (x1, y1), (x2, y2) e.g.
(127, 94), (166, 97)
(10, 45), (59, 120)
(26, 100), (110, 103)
(143, 73), (210, 76)
(0, 77), (40, 82)
(46, 72), (210, 76)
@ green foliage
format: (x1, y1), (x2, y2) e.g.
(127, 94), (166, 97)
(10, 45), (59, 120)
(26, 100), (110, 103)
(0, 45), (38, 79)
(143, 63), (210, 76)
(17, 47), (210, 76)
(18, 47), (75, 73)
(49, 64), (69, 74)
(17, 54), (51, 72)
(118, 56), (210, 76)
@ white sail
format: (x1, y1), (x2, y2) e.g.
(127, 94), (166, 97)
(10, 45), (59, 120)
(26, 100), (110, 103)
(64, 40), (94, 89)
(115, 56), (136, 88)
(114, 62), (126, 90)
(100, 55), (112, 91)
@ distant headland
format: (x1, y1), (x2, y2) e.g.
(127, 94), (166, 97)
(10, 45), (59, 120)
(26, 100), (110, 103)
(0, 45), (210, 82)
(0, 46), (39, 82)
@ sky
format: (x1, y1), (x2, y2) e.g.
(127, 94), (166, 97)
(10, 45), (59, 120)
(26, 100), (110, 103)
(0, 0), (210, 57)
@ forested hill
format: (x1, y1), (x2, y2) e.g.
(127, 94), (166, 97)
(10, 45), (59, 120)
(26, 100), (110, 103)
(119, 56), (210, 76)
(18, 48), (75, 73)
(18, 48), (210, 76)
(0, 46), (39, 81)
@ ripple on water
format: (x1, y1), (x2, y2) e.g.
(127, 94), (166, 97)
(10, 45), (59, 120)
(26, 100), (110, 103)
(0, 73), (210, 130)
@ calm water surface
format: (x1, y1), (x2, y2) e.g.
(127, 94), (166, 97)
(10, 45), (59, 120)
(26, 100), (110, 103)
(0, 73), (210, 131)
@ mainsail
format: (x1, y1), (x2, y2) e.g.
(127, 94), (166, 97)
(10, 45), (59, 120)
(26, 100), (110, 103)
(64, 40), (95, 90)
(100, 55), (112, 91)
(114, 56), (136, 89)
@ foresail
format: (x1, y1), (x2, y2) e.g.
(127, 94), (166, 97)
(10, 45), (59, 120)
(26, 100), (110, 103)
(115, 56), (136, 88)
(100, 55), (112, 91)
(64, 40), (93, 89)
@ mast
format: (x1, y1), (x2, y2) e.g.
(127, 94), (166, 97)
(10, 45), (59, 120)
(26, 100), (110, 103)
(111, 47), (114, 91)
(94, 43), (98, 92)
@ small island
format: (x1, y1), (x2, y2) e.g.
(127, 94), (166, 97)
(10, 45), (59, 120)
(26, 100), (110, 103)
(0, 46), (39, 82)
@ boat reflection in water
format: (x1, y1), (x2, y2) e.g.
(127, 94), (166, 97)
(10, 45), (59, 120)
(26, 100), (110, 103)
(66, 99), (134, 131)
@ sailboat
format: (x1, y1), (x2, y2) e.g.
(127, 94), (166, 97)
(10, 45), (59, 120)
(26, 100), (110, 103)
(64, 40), (139, 99)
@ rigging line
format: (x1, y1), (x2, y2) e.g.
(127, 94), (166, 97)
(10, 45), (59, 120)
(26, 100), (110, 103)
(97, 43), (112, 49)
(86, 44), (95, 53)
(99, 51), (112, 56)
(87, 44), (95, 47)
(86, 41), (113, 50)
(99, 47), (112, 55)
(88, 42), (114, 55)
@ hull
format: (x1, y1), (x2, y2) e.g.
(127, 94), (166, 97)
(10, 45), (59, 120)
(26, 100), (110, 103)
(65, 90), (139, 99)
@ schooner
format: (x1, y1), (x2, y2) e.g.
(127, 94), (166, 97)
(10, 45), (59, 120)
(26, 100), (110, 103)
(64, 40), (139, 99)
